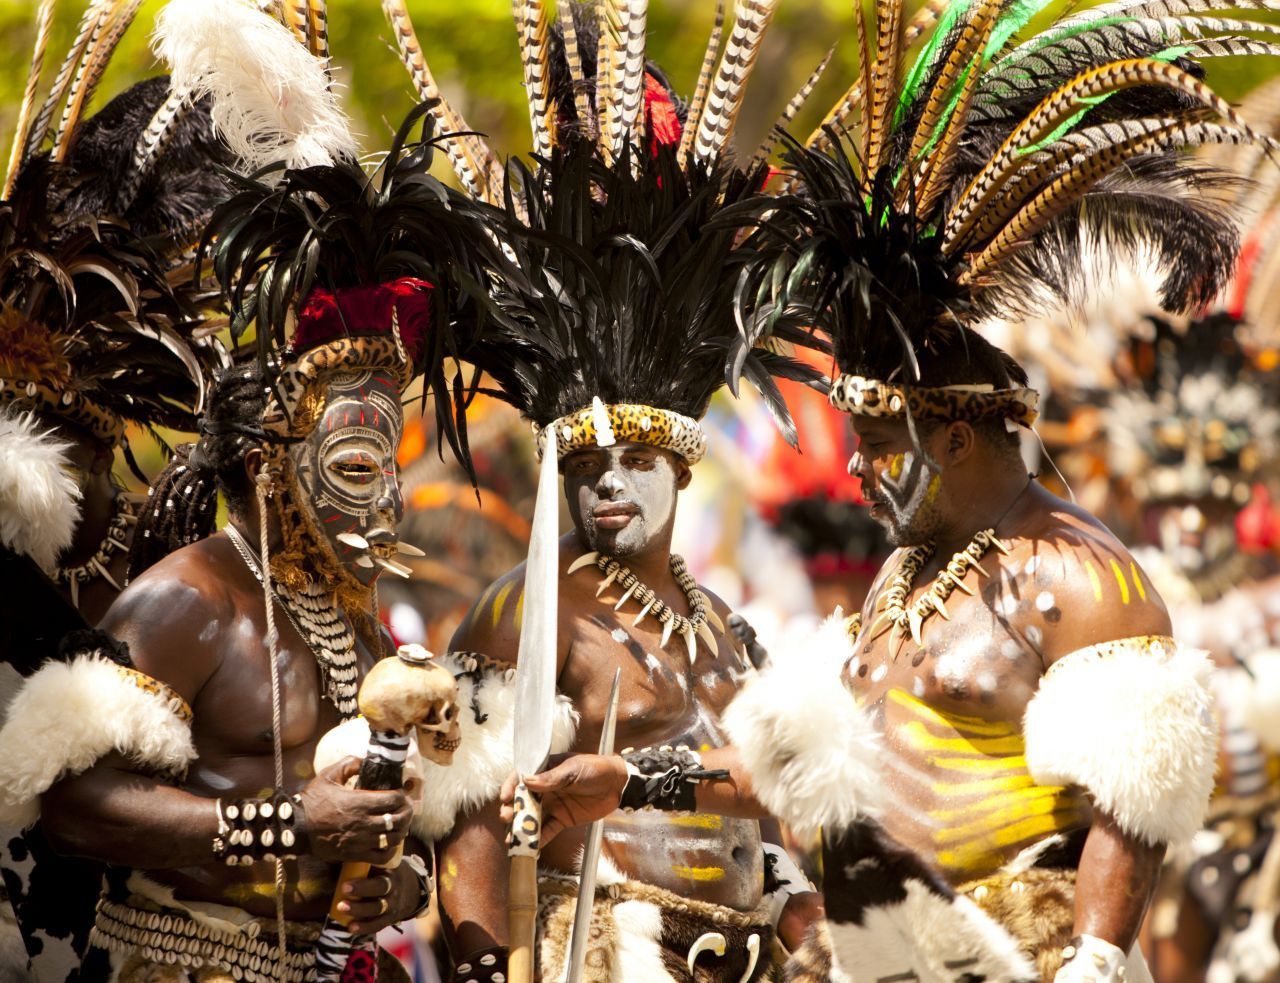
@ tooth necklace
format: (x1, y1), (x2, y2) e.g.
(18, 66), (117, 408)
(569, 552), (725, 663)
(866, 479), (1029, 649)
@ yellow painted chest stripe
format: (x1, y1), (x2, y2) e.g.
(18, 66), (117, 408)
(886, 689), (1018, 737)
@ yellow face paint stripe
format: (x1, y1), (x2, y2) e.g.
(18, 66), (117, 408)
(1130, 562), (1148, 602)
(668, 814), (724, 830)
(889, 453), (905, 480)
(898, 721), (1027, 756)
(1084, 560), (1103, 602)
(490, 580), (516, 628)
(887, 689), (1019, 737)
(514, 588), (525, 632)
(1110, 559), (1131, 605)
(671, 865), (726, 882)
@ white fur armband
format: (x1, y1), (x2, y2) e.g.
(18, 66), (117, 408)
(1024, 636), (1215, 847)
(0, 408), (80, 573)
(722, 609), (882, 839)
(412, 652), (578, 842)
(0, 655), (196, 828)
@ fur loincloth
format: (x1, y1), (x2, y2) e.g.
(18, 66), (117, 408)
(958, 867), (1076, 982)
(536, 874), (777, 983)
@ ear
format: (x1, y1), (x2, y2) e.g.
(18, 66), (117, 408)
(244, 446), (264, 484)
(943, 421), (976, 465)
(675, 457), (693, 491)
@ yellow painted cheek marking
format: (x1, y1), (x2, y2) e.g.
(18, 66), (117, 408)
(888, 453), (905, 480)
(669, 814), (724, 830)
(1110, 559), (1131, 605)
(898, 721), (1026, 756)
(1085, 560), (1103, 602)
(491, 581), (516, 628)
(1130, 562), (1148, 602)
(924, 473), (942, 506)
(671, 865), (725, 882)
(514, 588), (525, 632)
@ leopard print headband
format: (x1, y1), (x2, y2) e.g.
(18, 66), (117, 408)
(828, 374), (1040, 428)
(535, 398), (707, 464)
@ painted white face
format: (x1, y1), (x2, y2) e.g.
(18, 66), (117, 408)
(562, 442), (682, 558)
(290, 372), (405, 585)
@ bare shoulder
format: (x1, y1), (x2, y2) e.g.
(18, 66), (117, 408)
(1009, 489), (1172, 668)
(447, 561), (528, 667)
(98, 534), (241, 704)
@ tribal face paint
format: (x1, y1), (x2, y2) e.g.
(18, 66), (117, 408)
(563, 442), (682, 559)
(290, 372), (405, 585)
(851, 417), (944, 548)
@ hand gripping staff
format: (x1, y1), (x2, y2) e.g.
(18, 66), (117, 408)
(565, 669), (622, 983)
(313, 645), (460, 981)
(508, 431), (561, 983)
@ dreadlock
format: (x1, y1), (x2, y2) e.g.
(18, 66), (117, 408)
(126, 365), (266, 581)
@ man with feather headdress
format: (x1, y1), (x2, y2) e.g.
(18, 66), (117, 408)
(371, 3), (830, 980)
(0, 1), (504, 980)
(0, 2), (234, 979)
(502, 0), (1280, 979)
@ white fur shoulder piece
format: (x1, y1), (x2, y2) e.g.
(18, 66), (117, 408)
(0, 655), (196, 828)
(721, 609), (882, 839)
(412, 652), (579, 842)
(1024, 635), (1215, 847)
(0, 409), (80, 572)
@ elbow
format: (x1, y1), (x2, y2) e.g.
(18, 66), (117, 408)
(39, 777), (116, 861)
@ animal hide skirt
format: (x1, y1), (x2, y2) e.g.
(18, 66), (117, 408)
(958, 866), (1076, 982)
(536, 875), (778, 983)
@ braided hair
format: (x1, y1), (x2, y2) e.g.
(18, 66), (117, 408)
(126, 365), (268, 581)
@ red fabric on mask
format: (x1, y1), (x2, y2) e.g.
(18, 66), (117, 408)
(294, 277), (434, 364)
(645, 73), (682, 153)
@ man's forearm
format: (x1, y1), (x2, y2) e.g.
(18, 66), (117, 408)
(42, 765), (223, 869)
(1071, 810), (1165, 952)
(689, 745), (771, 819)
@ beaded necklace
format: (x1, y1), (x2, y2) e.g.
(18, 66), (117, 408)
(568, 551), (725, 663)
(54, 495), (135, 607)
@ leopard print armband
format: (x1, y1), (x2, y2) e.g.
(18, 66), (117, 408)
(618, 745), (730, 813)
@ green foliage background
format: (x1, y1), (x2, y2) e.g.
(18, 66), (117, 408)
(0, 0), (1271, 178)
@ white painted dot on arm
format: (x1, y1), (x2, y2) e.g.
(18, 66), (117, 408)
(871, 664), (888, 683)
(611, 628), (629, 644)
(1034, 591), (1055, 612)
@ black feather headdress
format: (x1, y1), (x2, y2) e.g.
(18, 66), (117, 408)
(743, 0), (1278, 428)
(0, 1), (231, 449)
(384, 0), (829, 463)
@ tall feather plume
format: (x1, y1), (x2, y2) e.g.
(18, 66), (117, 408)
(24, 0), (108, 166)
(54, 0), (143, 163)
(514, 0), (556, 157)
(381, 0), (501, 203)
(154, 0), (357, 176)
(733, 0), (1275, 402)
(750, 47), (834, 168)
(306, 0), (330, 64)
(677, 0), (725, 168)
(693, 0), (777, 164)
(557, 0), (594, 131)
(866, 0), (904, 175)
(615, 0), (649, 153)
(3, 0), (56, 201)
(596, 0), (626, 159)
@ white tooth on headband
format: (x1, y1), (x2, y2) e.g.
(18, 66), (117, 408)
(592, 396), (616, 448)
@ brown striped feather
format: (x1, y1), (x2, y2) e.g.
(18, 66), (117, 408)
(55, 0), (142, 163)
(513, 0), (555, 156)
(677, 0), (725, 168)
(306, 0), (330, 64)
(4, 0), (56, 200)
(557, 0), (594, 132)
(596, 0), (624, 158)
(30, 0), (109, 163)
(279, 0), (309, 47)
(692, 0), (777, 164)
(945, 59), (1264, 252)
(854, 0), (874, 168)
(866, 0), (903, 176)
(616, 0), (649, 152)
(749, 46), (834, 169)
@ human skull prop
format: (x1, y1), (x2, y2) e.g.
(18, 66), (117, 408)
(357, 644), (461, 766)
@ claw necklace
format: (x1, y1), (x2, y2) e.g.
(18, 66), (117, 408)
(54, 495), (135, 606)
(568, 552), (725, 663)
(866, 477), (1031, 649)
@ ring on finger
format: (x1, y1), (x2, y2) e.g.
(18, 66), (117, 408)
(382, 812), (393, 832)
(378, 833), (388, 850)
(377, 897), (388, 916)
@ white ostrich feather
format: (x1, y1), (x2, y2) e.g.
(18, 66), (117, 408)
(153, 0), (356, 177)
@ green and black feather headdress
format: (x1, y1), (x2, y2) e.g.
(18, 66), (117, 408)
(742, 0), (1279, 426)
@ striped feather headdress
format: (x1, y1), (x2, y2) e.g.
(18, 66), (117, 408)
(742, 0), (1280, 429)
(382, 0), (830, 464)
